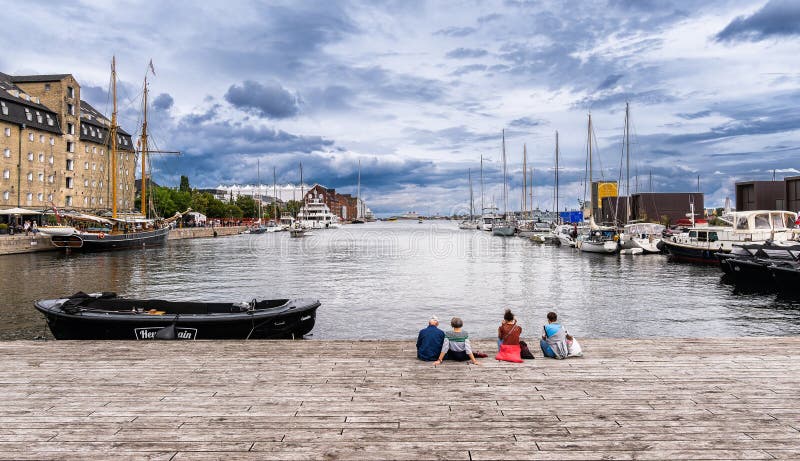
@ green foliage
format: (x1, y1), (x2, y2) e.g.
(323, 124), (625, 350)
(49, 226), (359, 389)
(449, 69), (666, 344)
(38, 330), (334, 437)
(235, 195), (258, 218)
(226, 204), (243, 218)
(0, 223), (8, 233)
(179, 175), (191, 193)
(286, 200), (302, 216)
(660, 214), (670, 226)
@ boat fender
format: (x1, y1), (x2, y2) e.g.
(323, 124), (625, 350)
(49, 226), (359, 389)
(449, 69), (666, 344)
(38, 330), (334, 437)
(98, 232), (105, 239)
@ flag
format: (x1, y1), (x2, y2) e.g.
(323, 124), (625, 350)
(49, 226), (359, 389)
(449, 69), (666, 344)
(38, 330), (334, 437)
(148, 59), (156, 76)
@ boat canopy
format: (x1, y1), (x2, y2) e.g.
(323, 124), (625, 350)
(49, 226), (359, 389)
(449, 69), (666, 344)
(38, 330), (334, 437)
(624, 223), (665, 234)
(729, 210), (797, 232)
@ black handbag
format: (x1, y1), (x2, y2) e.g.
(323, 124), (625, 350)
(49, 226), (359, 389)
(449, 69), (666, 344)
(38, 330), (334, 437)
(519, 340), (535, 359)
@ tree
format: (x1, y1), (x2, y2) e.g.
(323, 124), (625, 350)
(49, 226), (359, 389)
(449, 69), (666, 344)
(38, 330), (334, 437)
(286, 200), (302, 216)
(226, 204), (243, 218)
(235, 195), (258, 218)
(179, 175), (191, 193)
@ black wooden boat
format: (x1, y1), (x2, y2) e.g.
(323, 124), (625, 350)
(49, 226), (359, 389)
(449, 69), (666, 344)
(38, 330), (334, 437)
(51, 226), (170, 251)
(660, 239), (725, 264)
(34, 292), (320, 340)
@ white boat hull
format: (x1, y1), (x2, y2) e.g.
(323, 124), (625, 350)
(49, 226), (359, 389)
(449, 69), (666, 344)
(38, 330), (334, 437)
(577, 240), (619, 254)
(621, 237), (662, 254)
(37, 226), (78, 237)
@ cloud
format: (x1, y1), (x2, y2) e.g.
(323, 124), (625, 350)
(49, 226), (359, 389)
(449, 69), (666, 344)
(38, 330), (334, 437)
(451, 64), (487, 76)
(434, 26), (477, 37)
(596, 74), (623, 91)
(445, 48), (489, 59)
(716, 0), (800, 42)
(676, 110), (711, 120)
(152, 93), (174, 111)
(224, 80), (301, 119)
(509, 117), (544, 128)
(477, 13), (502, 24)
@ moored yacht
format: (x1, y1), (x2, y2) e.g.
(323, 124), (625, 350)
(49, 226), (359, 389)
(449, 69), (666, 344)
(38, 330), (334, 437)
(661, 210), (798, 264)
(620, 223), (665, 254)
(297, 197), (340, 229)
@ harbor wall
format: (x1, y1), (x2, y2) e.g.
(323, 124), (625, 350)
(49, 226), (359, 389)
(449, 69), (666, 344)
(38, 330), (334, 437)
(168, 226), (246, 240)
(0, 226), (246, 255)
(0, 234), (56, 254)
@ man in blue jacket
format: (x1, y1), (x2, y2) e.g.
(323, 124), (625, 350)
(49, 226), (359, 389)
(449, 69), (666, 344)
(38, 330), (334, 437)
(416, 315), (445, 361)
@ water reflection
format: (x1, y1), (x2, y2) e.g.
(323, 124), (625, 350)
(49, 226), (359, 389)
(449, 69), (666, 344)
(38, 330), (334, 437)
(2, 221), (799, 340)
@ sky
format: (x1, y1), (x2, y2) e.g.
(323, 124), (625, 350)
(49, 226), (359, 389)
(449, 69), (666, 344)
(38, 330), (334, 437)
(1, 0), (799, 216)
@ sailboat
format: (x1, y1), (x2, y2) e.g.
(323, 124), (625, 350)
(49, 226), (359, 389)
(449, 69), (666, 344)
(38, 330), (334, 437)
(492, 130), (515, 236)
(290, 163), (306, 237)
(266, 167), (281, 232)
(576, 114), (619, 254)
(459, 168), (478, 229)
(352, 160), (365, 224)
(50, 57), (181, 251)
(479, 155), (501, 231)
(250, 160), (268, 234)
(617, 103), (663, 253)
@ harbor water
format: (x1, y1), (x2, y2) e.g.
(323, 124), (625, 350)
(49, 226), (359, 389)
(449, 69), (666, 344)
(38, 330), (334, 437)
(2, 221), (799, 340)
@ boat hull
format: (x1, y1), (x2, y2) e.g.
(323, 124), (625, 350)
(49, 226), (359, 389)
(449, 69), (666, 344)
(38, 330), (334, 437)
(661, 240), (724, 264)
(51, 227), (170, 251)
(726, 258), (773, 284)
(577, 240), (619, 254)
(34, 296), (320, 340)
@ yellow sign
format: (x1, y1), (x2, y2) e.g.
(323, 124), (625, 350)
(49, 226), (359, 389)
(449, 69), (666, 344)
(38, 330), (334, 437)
(596, 182), (618, 209)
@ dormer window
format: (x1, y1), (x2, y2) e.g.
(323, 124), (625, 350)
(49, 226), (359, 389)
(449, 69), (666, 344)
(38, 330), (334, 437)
(46, 115), (53, 126)
(0, 101), (7, 116)
(36, 112), (42, 123)
(25, 108), (32, 121)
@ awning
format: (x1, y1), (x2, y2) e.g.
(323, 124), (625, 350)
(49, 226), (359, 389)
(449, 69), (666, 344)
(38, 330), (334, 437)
(0, 207), (42, 215)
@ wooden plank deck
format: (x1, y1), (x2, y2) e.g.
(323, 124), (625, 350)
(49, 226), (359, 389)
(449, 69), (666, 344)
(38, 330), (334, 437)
(0, 338), (798, 460)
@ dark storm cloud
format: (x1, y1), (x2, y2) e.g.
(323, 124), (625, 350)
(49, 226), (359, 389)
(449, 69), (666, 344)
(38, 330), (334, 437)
(151, 93), (174, 111)
(715, 0), (800, 42)
(224, 80), (301, 119)
(445, 48), (489, 59)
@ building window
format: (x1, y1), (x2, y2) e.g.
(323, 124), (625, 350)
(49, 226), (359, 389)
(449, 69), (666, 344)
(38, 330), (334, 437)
(84, 161), (89, 170)
(38, 172), (43, 182)
(92, 180), (97, 187)
(4, 128), (10, 136)
(37, 113), (43, 123)
(99, 165), (104, 172)
(28, 132), (34, 141)
(66, 177), (73, 189)
(65, 196), (72, 206)
(49, 136), (54, 145)
(92, 163), (96, 171)
(0, 101), (7, 115)
(85, 145), (89, 153)
(39, 135), (44, 143)
(27, 152), (33, 161)
(48, 175), (54, 183)
(67, 123), (74, 135)
(46, 116), (53, 126)
(99, 197), (103, 205)
(84, 179), (89, 187)
(38, 153), (44, 162)
(44, 83), (51, 92)
(2, 170), (9, 179)
(26, 192), (32, 202)
(66, 142), (74, 153)
(2, 191), (8, 200)
(82, 125), (87, 135)
(67, 103), (75, 115)
(27, 172), (33, 181)
(48, 155), (54, 164)
(83, 197), (88, 205)
(25, 108), (32, 121)
(3, 148), (9, 158)
(37, 192), (43, 201)
(67, 86), (74, 98)
(100, 149), (104, 155)
(66, 159), (74, 171)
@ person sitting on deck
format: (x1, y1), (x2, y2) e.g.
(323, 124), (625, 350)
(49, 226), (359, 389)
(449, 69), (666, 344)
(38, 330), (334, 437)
(540, 311), (569, 359)
(416, 315), (445, 361)
(433, 317), (479, 365)
(495, 309), (523, 363)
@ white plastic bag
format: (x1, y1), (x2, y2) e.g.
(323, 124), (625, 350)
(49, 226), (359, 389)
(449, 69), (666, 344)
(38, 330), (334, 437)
(567, 338), (583, 357)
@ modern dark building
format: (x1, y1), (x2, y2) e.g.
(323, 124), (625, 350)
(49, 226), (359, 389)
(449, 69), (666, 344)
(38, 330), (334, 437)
(602, 192), (704, 225)
(784, 176), (800, 212)
(735, 181), (784, 211)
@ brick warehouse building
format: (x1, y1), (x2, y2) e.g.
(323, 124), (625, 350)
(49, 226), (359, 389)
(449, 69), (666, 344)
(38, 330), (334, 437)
(0, 72), (135, 212)
(304, 184), (359, 221)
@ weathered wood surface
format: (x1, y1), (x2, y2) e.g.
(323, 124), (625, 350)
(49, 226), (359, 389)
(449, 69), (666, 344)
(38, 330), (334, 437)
(0, 338), (798, 460)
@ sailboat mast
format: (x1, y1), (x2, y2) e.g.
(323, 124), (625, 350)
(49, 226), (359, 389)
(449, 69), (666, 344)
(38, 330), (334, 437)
(588, 113), (593, 222)
(555, 130), (559, 222)
(502, 129), (508, 219)
(357, 159), (361, 220)
(468, 168), (474, 221)
(111, 57), (118, 219)
(625, 102), (630, 224)
(480, 155), (484, 214)
(522, 144), (527, 219)
(140, 76), (148, 217)
(273, 166), (277, 221)
(257, 159), (261, 221)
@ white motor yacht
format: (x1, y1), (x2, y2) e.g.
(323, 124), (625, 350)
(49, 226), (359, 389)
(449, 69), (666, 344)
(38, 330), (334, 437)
(620, 223), (665, 253)
(297, 197), (340, 229)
